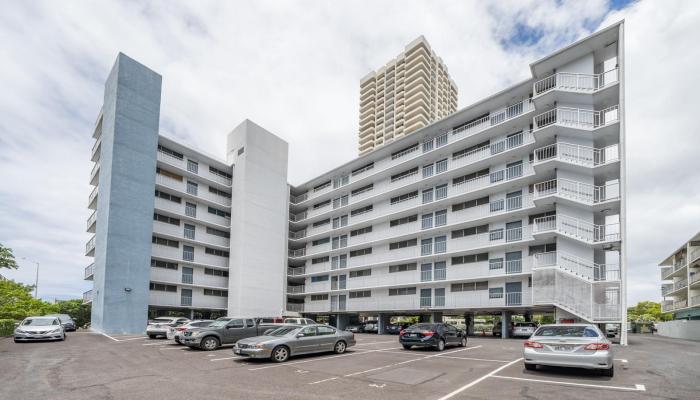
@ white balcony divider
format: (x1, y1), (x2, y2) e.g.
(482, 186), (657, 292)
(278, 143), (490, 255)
(533, 105), (619, 131)
(533, 178), (620, 205)
(534, 143), (619, 167)
(533, 68), (619, 96)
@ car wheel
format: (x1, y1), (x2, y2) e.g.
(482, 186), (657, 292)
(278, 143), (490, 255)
(402, 345), (412, 350)
(460, 337), (467, 347)
(148, 334), (156, 339)
(601, 366), (614, 377)
(436, 339), (445, 351)
(524, 363), (537, 371)
(334, 341), (347, 354)
(272, 346), (290, 362)
(200, 336), (220, 351)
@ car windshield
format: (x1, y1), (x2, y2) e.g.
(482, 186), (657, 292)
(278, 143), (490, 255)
(406, 323), (435, 331)
(192, 321), (213, 327)
(23, 318), (58, 326)
(534, 326), (599, 337)
(267, 327), (300, 336)
(208, 319), (231, 328)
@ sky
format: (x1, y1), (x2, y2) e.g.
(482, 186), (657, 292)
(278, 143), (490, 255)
(1, 0), (699, 308)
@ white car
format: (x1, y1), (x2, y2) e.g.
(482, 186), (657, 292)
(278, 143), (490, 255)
(146, 317), (190, 339)
(512, 322), (538, 338)
(166, 320), (214, 343)
(14, 316), (65, 342)
(282, 318), (316, 325)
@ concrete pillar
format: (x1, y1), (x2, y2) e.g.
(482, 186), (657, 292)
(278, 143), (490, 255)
(419, 314), (431, 323)
(336, 314), (351, 330)
(501, 311), (511, 339)
(189, 309), (194, 319)
(464, 312), (475, 336)
(431, 312), (443, 323)
(377, 313), (390, 335)
(523, 311), (532, 322)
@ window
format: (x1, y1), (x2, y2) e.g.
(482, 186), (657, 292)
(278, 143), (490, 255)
(301, 326), (317, 336)
(489, 287), (504, 299)
(187, 159), (199, 174)
(206, 227), (230, 238)
(154, 213), (180, 226)
(389, 263), (417, 273)
(390, 191), (418, 205)
(435, 236), (447, 253)
(182, 267), (193, 284)
(391, 143), (419, 160)
(156, 167), (183, 181)
(349, 247), (371, 257)
(422, 213), (433, 230)
(389, 238), (417, 250)
(313, 199), (331, 209)
(390, 214), (417, 227)
(351, 205), (373, 216)
(152, 236), (179, 248)
(209, 166), (232, 180)
(158, 145), (184, 160)
(204, 268), (229, 277)
(183, 245), (194, 261)
(204, 289), (228, 297)
(186, 181), (198, 195)
(389, 287), (417, 296)
(435, 159), (448, 174)
(434, 261), (446, 280)
(452, 196), (489, 212)
(529, 243), (556, 255)
(185, 202), (197, 217)
(351, 184), (373, 197)
(350, 226), (372, 237)
(313, 219), (330, 228)
(452, 224), (489, 239)
(332, 235), (348, 249)
(208, 206), (230, 218)
(313, 180), (331, 192)
(312, 256), (329, 264)
(349, 290), (371, 298)
(209, 186), (232, 199)
(435, 210), (447, 227)
(451, 253), (489, 265)
(184, 224), (195, 240)
(351, 162), (374, 176)
(333, 174), (349, 188)
(227, 319), (244, 328)
(423, 139), (434, 153)
(451, 281), (488, 292)
(332, 195), (349, 209)
(317, 326), (336, 335)
(150, 282), (177, 292)
(205, 247), (229, 257)
(151, 259), (178, 270)
(332, 215), (348, 229)
(310, 294), (329, 301)
(311, 275), (329, 283)
(452, 140), (489, 160)
(435, 184), (448, 200)
(421, 238), (433, 255)
(155, 190), (181, 204)
(331, 254), (347, 269)
(349, 269), (371, 278)
(453, 168), (489, 186)
(423, 164), (434, 178)
(422, 188), (434, 204)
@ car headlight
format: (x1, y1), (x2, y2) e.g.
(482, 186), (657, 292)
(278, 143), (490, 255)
(192, 331), (201, 337)
(50, 328), (62, 333)
(255, 343), (266, 349)
(15, 329), (25, 334)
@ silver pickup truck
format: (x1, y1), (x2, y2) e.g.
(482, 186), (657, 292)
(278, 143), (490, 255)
(180, 317), (280, 350)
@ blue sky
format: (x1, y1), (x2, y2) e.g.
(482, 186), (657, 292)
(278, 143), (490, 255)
(1, 0), (699, 308)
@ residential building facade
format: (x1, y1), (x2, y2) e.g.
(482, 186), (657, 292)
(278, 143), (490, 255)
(289, 22), (627, 343)
(659, 231), (700, 319)
(358, 36), (458, 156)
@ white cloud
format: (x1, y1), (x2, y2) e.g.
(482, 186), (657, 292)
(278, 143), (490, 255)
(1, 0), (698, 308)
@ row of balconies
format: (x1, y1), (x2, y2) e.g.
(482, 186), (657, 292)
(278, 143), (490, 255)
(154, 196), (230, 229)
(151, 243), (229, 268)
(533, 68), (619, 97)
(156, 173), (232, 208)
(152, 220), (230, 249)
(150, 266), (228, 290)
(156, 149), (233, 187)
(149, 291), (227, 310)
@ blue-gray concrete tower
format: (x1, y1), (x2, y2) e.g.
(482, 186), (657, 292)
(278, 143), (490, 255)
(90, 53), (162, 333)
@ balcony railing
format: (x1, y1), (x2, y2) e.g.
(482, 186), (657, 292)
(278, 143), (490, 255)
(691, 247), (700, 262)
(88, 186), (98, 208)
(287, 286), (305, 294)
(85, 236), (96, 256)
(533, 68), (619, 96)
(660, 267), (673, 280)
(533, 105), (619, 131)
(505, 260), (522, 274)
(533, 178), (620, 205)
(288, 266), (306, 276)
(533, 215), (620, 244)
(84, 263), (95, 280)
(674, 299), (688, 310)
(661, 285), (674, 297)
(291, 193), (309, 204)
(691, 295), (700, 307)
(83, 290), (93, 304)
(533, 143), (619, 167)
(675, 278), (688, 291)
(505, 292), (522, 306)
(690, 273), (700, 286)
(287, 303), (304, 312)
(661, 301), (674, 313)
(533, 251), (620, 282)
(86, 211), (97, 232)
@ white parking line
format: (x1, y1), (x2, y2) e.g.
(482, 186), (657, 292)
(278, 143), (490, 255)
(342, 346), (482, 378)
(211, 356), (246, 362)
(308, 377), (339, 385)
(353, 340), (397, 346)
(435, 358), (523, 400)
(100, 332), (119, 342)
(118, 336), (149, 341)
(159, 347), (189, 351)
(248, 346), (400, 371)
(142, 342), (169, 346)
(490, 375), (646, 392)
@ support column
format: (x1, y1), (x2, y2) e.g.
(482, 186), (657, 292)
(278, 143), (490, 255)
(377, 313), (390, 335)
(336, 314), (350, 331)
(430, 312), (443, 323)
(523, 311), (532, 322)
(464, 312), (475, 336)
(501, 311), (512, 339)
(419, 314), (431, 323)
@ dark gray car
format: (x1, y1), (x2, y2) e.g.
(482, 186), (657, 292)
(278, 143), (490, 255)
(234, 324), (356, 362)
(180, 317), (278, 350)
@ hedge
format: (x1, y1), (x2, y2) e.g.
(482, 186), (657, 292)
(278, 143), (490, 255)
(0, 319), (16, 336)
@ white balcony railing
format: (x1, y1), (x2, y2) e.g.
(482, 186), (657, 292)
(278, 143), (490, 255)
(533, 105), (619, 131)
(533, 68), (619, 96)
(83, 290), (93, 304)
(86, 211), (97, 231)
(533, 215), (620, 244)
(85, 236), (96, 255)
(287, 303), (304, 312)
(88, 186), (98, 208)
(661, 300), (674, 313)
(533, 143), (619, 167)
(675, 279), (688, 291)
(287, 285), (305, 294)
(84, 263), (95, 280)
(533, 251), (620, 282)
(533, 178), (620, 205)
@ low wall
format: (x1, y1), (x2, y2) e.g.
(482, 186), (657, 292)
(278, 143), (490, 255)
(656, 320), (700, 340)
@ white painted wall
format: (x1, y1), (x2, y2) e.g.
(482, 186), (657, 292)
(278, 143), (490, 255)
(656, 320), (700, 340)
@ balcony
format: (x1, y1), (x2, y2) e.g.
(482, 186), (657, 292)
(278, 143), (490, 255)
(661, 300), (674, 313)
(533, 178), (620, 208)
(660, 267), (673, 280)
(287, 266), (306, 276)
(674, 278), (688, 291)
(661, 284), (673, 297)
(287, 285), (305, 294)
(691, 247), (700, 263)
(690, 273), (700, 287)
(156, 174), (232, 207)
(674, 299), (688, 310)
(83, 290), (93, 304)
(86, 211), (97, 233)
(85, 236), (96, 257)
(287, 303), (304, 312)
(89, 161), (100, 186)
(88, 187), (98, 210)
(533, 143), (619, 169)
(532, 105), (619, 133)
(84, 263), (94, 280)
(533, 251), (619, 282)
(533, 68), (619, 98)
(152, 220), (229, 248)
(157, 149), (186, 170)
(532, 214), (620, 245)
(690, 295), (700, 307)
(91, 137), (101, 162)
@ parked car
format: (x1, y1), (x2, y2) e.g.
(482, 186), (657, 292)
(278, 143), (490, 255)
(385, 323), (406, 334)
(234, 324), (356, 362)
(45, 314), (77, 332)
(181, 317), (278, 350)
(400, 323), (467, 351)
(14, 316), (65, 342)
(344, 323), (364, 333)
(512, 322), (538, 338)
(605, 324), (619, 338)
(282, 318), (316, 325)
(146, 317), (190, 339)
(523, 324), (614, 377)
(167, 320), (214, 344)
(492, 321), (515, 337)
(362, 321), (379, 333)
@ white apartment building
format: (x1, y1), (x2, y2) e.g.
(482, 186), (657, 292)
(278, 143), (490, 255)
(659, 231), (700, 319)
(358, 36), (458, 156)
(289, 22), (627, 343)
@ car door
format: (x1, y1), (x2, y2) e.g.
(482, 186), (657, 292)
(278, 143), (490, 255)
(293, 326), (320, 354)
(443, 324), (458, 345)
(222, 318), (245, 344)
(316, 326), (338, 352)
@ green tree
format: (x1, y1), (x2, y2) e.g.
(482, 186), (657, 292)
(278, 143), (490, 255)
(0, 243), (18, 269)
(627, 301), (673, 322)
(0, 279), (58, 320)
(56, 299), (91, 327)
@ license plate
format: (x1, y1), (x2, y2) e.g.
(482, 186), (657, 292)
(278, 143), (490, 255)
(407, 333), (417, 337)
(554, 345), (571, 351)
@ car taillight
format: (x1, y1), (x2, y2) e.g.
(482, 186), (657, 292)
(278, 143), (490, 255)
(399, 329), (405, 336)
(177, 327), (187, 331)
(422, 331), (434, 337)
(584, 343), (610, 351)
(524, 340), (543, 348)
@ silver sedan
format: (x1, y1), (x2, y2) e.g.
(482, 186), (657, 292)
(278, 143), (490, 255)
(233, 324), (356, 362)
(523, 324), (614, 376)
(14, 316), (65, 342)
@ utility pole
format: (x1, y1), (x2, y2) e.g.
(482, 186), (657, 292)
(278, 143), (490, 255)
(21, 257), (40, 298)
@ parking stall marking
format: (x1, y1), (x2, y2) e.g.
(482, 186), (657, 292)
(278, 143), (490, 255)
(353, 340), (398, 346)
(490, 375), (646, 392)
(435, 358), (523, 400)
(247, 346), (401, 371)
(308, 377), (339, 385)
(341, 346), (482, 378)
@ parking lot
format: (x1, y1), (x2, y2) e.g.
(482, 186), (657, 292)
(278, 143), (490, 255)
(1, 332), (698, 399)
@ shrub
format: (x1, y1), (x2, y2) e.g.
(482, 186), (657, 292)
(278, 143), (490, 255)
(0, 319), (16, 336)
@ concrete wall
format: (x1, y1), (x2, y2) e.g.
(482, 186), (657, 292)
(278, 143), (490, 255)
(656, 320), (700, 340)
(91, 53), (161, 333)
(227, 120), (289, 318)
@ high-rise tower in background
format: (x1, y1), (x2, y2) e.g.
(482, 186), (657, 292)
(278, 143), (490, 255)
(358, 36), (458, 156)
